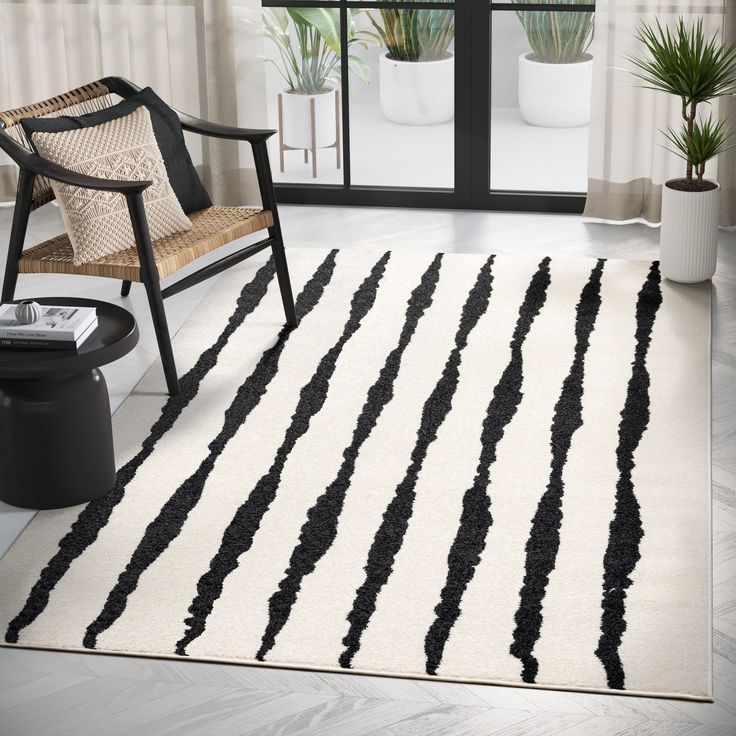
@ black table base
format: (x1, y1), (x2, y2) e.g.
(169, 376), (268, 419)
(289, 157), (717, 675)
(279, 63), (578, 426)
(0, 298), (137, 510)
(0, 368), (116, 509)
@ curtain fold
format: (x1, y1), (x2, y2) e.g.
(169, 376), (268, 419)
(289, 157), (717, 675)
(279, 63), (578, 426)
(719, 0), (735, 225)
(0, 0), (268, 207)
(583, 0), (734, 226)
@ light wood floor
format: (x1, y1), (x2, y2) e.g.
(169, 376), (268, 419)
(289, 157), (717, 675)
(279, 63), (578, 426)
(0, 204), (734, 736)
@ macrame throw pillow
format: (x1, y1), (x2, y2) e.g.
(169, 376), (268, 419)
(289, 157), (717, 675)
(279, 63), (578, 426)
(21, 87), (212, 214)
(31, 106), (192, 266)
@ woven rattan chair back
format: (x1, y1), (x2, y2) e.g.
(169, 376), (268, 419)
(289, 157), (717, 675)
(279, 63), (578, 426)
(0, 81), (114, 210)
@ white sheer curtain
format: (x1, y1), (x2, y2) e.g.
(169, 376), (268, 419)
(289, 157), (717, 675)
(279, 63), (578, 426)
(0, 0), (268, 206)
(583, 0), (734, 225)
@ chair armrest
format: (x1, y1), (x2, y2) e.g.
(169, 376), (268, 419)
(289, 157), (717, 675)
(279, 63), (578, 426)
(0, 127), (153, 194)
(177, 112), (276, 144)
(24, 152), (152, 194)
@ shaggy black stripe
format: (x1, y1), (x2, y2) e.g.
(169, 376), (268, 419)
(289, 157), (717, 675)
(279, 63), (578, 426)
(81, 251), (338, 649)
(424, 258), (552, 677)
(595, 262), (662, 690)
(256, 254), (444, 662)
(509, 260), (604, 683)
(339, 255), (496, 670)
(5, 256), (277, 645)
(176, 252), (391, 656)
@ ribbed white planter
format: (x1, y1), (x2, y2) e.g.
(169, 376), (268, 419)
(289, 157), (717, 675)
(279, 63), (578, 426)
(517, 53), (592, 128)
(660, 179), (721, 283)
(281, 88), (337, 150)
(379, 53), (454, 125)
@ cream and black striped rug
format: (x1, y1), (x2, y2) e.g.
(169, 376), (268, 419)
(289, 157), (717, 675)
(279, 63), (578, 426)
(0, 248), (711, 700)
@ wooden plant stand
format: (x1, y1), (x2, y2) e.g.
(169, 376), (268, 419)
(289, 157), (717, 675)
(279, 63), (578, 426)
(277, 91), (341, 178)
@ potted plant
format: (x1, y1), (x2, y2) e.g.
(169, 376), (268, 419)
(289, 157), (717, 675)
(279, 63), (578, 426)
(514, 0), (594, 128)
(630, 18), (736, 282)
(263, 7), (373, 153)
(368, 4), (455, 125)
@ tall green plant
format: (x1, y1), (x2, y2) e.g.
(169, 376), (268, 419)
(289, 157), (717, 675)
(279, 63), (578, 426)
(263, 7), (375, 94)
(369, 3), (454, 62)
(513, 0), (594, 64)
(630, 17), (736, 186)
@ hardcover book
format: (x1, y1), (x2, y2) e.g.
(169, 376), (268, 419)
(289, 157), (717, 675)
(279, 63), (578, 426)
(0, 320), (98, 350)
(0, 304), (97, 341)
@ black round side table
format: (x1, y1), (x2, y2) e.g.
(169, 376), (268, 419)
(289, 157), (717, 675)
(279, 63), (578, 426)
(0, 298), (138, 510)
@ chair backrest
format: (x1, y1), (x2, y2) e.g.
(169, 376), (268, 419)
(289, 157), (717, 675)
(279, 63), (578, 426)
(0, 81), (115, 210)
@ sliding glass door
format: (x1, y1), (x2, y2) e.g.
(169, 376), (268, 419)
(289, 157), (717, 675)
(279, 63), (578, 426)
(261, 1), (595, 212)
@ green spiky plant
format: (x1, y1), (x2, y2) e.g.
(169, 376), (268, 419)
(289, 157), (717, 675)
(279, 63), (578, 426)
(263, 7), (376, 94)
(630, 17), (736, 190)
(513, 0), (594, 64)
(368, 2), (454, 62)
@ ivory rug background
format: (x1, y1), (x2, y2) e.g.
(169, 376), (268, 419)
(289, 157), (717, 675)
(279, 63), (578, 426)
(0, 248), (711, 700)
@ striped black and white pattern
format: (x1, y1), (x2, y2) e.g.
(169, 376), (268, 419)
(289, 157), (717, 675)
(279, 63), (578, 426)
(0, 248), (711, 700)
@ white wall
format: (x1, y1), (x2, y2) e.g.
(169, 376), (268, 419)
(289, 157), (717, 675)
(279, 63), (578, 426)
(491, 11), (532, 108)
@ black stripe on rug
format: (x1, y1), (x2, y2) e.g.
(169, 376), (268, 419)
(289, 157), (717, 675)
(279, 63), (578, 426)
(256, 253), (444, 662)
(5, 256), (278, 645)
(81, 251), (339, 649)
(339, 255), (496, 670)
(509, 259), (605, 683)
(424, 257), (553, 677)
(595, 262), (662, 690)
(176, 252), (392, 656)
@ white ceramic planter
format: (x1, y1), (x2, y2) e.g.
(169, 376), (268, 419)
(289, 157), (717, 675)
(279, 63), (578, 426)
(660, 179), (721, 283)
(517, 53), (593, 128)
(379, 53), (454, 125)
(281, 87), (337, 150)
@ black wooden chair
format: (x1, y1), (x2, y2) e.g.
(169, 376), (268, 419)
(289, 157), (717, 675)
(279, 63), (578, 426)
(0, 77), (296, 395)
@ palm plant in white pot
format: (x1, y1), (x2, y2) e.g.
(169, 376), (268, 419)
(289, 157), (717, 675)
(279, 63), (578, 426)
(514, 0), (594, 128)
(368, 3), (455, 125)
(630, 18), (736, 282)
(263, 7), (373, 152)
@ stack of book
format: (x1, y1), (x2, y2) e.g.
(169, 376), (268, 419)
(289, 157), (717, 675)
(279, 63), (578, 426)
(0, 304), (98, 350)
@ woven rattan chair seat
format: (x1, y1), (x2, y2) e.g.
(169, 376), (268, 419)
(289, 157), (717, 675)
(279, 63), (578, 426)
(19, 206), (273, 282)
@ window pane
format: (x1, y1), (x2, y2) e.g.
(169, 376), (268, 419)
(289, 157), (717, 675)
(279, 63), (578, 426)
(349, 4), (454, 188)
(490, 6), (594, 193)
(263, 6), (344, 185)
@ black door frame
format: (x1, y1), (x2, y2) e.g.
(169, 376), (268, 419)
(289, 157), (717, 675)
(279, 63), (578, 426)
(261, 0), (594, 213)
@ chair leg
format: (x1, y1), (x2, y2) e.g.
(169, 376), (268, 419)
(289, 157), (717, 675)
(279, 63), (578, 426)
(2, 169), (36, 303)
(120, 280), (131, 297)
(125, 192), (179, 396)
(252, 141), (297, 328)
(2, 250), (19, 304)
(270, 226), (297, 328)
(142, 277), (179, 396)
